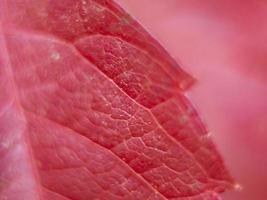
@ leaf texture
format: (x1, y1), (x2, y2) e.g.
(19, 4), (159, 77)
(0, 0), (234, 199)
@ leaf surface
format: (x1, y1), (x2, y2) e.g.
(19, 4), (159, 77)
(0, 0), (234, 199)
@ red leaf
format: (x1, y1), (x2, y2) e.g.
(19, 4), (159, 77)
(0, 0), (234, 199)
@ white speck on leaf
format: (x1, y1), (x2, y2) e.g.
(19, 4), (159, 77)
(51, 52), (60, 61)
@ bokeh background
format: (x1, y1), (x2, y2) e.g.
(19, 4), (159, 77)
(116, 1), (267, 200)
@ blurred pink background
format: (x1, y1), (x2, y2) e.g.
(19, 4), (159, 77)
(116, 1), (267, 200)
